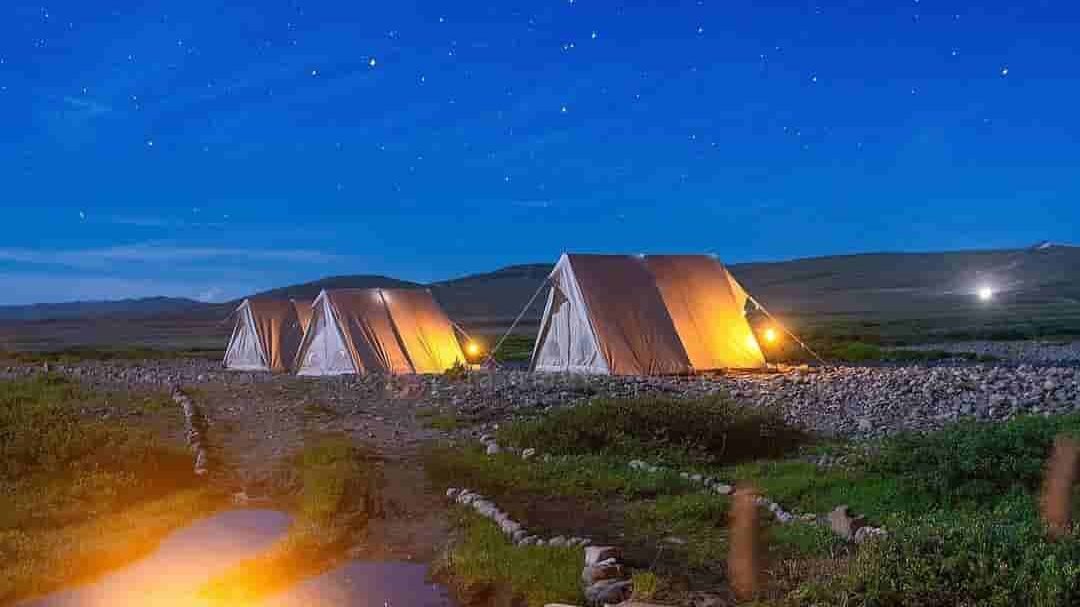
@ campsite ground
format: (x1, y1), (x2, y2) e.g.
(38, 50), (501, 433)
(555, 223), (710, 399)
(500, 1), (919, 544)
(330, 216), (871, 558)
(4, 340), (1080, 606)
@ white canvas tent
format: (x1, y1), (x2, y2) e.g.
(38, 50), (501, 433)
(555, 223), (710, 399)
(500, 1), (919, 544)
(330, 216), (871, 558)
(530, 254), (766, 375)
(224, 298), (306, 372)
(295, 288), (466, 376)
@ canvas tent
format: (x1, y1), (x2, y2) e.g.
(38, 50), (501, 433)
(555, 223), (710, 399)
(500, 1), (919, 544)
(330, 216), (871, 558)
(292, 298), (313, 333)
(224, 298), (306, 372)
(530, 254), (766, 375)
(295, 288), (466, 376)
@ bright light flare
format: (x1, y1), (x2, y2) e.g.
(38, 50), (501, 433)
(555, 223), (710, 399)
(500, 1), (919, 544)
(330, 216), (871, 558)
(977, 285), (994, 302)
(466, 341), (481, 357)
(763, 327), (779, 344)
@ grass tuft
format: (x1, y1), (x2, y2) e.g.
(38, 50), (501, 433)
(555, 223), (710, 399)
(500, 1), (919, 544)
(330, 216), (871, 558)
(499, 396), (809, 467)
(435, 509), (583, 607)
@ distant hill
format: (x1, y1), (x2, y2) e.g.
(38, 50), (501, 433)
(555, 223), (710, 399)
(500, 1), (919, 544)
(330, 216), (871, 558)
(431, 264), (552, 330)
(0, 297), (207, 322)
(248, 275), (422, 302)
(2, 245), (1078, 350)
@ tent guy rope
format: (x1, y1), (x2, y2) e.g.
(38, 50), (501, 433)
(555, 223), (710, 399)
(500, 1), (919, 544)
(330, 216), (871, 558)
(746, 294), (830, 367)
(484, 277), (551, 366)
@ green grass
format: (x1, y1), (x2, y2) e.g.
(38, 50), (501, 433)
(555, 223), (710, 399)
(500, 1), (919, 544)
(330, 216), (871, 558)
(198, 435), (381, 605)
(0, 375), (220, 603)
(426, 444), (691, 499)
(434, 509), (584, 607)
(490, 334), (535, 363)
(813, 341), (998, 364)
(432, 396), (1080, 605)
(499, 396), (809, 467)
(728, 413), (1080, 606)
(625, 493), (731, 568)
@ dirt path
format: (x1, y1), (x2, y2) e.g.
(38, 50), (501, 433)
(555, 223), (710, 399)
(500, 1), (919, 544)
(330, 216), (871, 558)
(187, 376), (459, 563)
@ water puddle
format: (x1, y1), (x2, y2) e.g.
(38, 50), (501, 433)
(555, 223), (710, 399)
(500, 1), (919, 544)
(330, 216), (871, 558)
(266, 561), (455, 606)
(22, 509), (455, 606)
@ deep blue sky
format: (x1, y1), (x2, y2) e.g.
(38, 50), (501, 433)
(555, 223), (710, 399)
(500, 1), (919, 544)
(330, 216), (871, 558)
(1, 1), (1078, 304)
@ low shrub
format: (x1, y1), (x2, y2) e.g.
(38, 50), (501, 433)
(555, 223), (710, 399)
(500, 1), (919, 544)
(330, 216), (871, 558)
(848, 498), (1080, 607)
(499, 396), (808, 466)
(872, 414), (1080, 506)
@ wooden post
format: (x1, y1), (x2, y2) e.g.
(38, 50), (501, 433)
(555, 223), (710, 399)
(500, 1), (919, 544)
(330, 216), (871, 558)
(729, 484), (762, 601)
(1042, 435), (1079, 539)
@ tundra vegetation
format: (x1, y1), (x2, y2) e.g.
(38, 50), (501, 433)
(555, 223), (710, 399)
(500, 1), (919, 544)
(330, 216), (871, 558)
(0, 374), (220, 603)
(430, 395), (1080, 606)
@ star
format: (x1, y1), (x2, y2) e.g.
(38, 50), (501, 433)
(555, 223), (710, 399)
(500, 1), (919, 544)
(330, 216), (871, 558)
(78, 211), (86, 220)
(369, 57), (377, 67)
(145, 139), (154, 148)
(310, 68), (318, 76)
(810, 74), (818, 83)
(1000, 66), (1009, 76)
(591, 31), (598, 40)
(560, 105), (568, 113)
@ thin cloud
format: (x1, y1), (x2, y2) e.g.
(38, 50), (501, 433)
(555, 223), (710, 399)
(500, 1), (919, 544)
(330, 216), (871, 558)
(62, 96), (112, 117)
(0, 243), (346, 270)
(0, 273), (241, 306)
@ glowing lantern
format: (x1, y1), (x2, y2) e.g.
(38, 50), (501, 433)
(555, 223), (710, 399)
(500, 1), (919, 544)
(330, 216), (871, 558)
(464, 341), (484, 363)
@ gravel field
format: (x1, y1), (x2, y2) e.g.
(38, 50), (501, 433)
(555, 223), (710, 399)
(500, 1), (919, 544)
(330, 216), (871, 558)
(5, 345), (1080, 444)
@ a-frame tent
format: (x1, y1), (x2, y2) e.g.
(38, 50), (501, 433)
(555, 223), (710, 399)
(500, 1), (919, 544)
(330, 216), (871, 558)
(224, 298), (306, 372)
(294, 288), (466, 376)
(530, 254), (766, 375)
(292, 298), (313, 334)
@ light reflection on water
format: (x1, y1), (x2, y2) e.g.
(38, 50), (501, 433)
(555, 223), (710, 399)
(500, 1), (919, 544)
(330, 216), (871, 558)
(22, 510), (455, 607)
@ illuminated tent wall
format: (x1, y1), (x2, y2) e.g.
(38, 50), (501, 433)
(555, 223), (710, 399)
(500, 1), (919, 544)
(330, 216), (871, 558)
(224, 298), (306, 372)
(295, 288), (466, 376)
(530, 254), (766, 375)
(292, 298), (313, 334)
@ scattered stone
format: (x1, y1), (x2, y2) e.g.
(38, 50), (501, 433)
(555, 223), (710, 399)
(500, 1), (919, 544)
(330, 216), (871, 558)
(584, 579), (632, 605)
(828, 505), (866, 541)
(584, 546), (622, 567)
(582, 563), (624, 585)
(854, 526), (888, 544)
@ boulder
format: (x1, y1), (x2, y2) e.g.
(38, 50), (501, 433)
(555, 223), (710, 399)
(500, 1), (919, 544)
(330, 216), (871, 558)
(581, 563), (624, 585)
(584, 546), (622, 566)
(828, 505), (866, 541)
(584, 579), (632, 606)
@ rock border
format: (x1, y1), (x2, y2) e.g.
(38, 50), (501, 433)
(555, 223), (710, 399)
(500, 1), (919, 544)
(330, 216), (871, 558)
(171, 386), (209, 476)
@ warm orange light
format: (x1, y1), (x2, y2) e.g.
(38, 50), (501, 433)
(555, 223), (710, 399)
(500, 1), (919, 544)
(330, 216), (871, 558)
(764, 327), (779, 344)
(466, 342), (481, 356)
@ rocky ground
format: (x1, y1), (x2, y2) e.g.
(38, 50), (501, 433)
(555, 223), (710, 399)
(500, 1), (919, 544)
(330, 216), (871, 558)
(6, 348), (1080, 449)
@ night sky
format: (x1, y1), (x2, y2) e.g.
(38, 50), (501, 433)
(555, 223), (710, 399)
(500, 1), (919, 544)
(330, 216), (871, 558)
(1, 1), (1078, 304)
